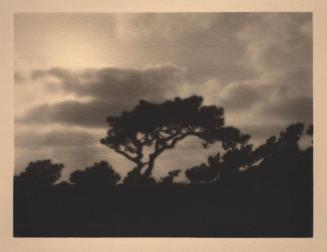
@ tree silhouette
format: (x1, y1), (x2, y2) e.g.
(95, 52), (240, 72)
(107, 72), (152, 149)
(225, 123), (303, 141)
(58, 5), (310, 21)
(185, 153), (221, 184)
(306, 124), (313, 152)
(278, 123), (304, 150)
(185, 143), (254, 184)
(306, 124), (313, 137)
(184, 126), (253, 184)
(70, 161), (120, 189)
(160, 169), (181, 184)
(219, 144), (254, 178)
(101, 96), (248, 183)
(253, 123), (305, 166)
(13, 123), (313, 237)
(185, 163), (219, 184)
(15, 159), (64, 188)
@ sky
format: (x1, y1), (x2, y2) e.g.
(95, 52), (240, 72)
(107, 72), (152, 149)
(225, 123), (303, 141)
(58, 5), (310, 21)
(14, 13), (313, 181)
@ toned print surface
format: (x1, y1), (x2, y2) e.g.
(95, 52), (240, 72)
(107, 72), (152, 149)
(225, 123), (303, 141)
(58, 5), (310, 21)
(14, 13), (313, 237)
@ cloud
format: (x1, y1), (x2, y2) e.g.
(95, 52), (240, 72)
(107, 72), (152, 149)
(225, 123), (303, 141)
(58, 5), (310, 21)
(273, 67), (312, 99)
(112, 13), (257, 84)
(217, 81), (264, 110)
(241, 123), (285, 140)
(31, 65), (187, 98)
(15, 13), (313, 180)
(183, 78), (264, 112)
(18, 100), (116, 128)
(20, 65), (187, 127)
(236, 13), (312, 75)
(260, 96), (313, 124)
(15, 128), (98, 149)
(113, 13), (223, 41)
(235, 13), (312, 101)
(226, 12), (313, 136)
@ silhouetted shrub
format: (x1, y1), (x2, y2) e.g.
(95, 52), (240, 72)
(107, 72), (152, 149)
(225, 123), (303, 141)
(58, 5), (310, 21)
(70, 161), (120, 189)
(123, 168), (156, 186)
(160, 169), (181, 184)
(306, 124), (313, 136)
(185, 163), (219, 184)
(220, 144), (254, 178)
(15, 159), (64, 188)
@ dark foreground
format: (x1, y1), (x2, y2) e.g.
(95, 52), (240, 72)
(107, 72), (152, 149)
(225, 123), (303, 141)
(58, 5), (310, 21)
(13, 98), (313, 237)
(14, 166), (312, 237)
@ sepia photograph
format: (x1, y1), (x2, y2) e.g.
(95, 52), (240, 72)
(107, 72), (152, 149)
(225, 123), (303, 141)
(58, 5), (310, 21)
(13, 12), (313, 237)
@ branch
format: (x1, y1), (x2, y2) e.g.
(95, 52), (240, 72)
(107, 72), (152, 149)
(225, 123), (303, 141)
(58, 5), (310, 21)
(143, 129), (204, 178)
(114, 147), (138, 163)
(166, 133), (189, 148)
(154, 128), (203, 154)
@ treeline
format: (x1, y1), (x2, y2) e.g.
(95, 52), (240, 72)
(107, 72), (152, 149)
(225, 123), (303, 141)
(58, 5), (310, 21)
(14, 96), (313, 237)
(15, 122), (312, 188)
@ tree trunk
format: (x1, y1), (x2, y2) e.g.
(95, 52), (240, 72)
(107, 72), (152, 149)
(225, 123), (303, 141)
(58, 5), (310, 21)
(143, 156), (156, 178)
(123, 162), (146, 184)
(131, 162), (145, 174)
(143, 145), (168, 178)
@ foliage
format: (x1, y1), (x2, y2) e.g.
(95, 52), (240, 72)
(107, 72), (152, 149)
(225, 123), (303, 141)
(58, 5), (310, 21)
(70, 161), (121, 189)
(15, 159), (64, 188)
(13, 97), (313, 237)
(101, 96), (249, 182)
(160, 169), (181, 184)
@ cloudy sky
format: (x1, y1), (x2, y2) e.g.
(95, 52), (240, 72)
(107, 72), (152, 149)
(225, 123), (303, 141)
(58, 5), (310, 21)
(15, 13), (312, 180)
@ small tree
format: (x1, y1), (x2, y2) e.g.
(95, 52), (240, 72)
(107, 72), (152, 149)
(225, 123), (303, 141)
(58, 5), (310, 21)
(306, 124), (313, 137)
(15, 160), (64, 188)
(70, 161), (120, 189)
(253, 123), (305, 163)
(220, 144), (254, 178)
(278, 123), (305, 151)
(185, 142), (254, 183)
(160, 170), (181, 184)
(101, 96), (248, 183)
(185, 163), (219, 184)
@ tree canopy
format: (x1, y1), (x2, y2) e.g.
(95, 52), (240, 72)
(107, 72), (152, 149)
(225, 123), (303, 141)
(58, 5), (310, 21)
(15, 159), (64, 188)
(70, 161), (120, 189)
(101, 96), (249, 182)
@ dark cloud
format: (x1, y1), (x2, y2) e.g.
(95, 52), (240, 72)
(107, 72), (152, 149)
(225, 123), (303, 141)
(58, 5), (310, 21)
(236, 13), (312, 73)
(121, 13), (258, 84)
(15, 129), (98, 149)
(260, 96), (313, 124)
(218, 81), (264, 111)
(31, 67), (79, 85)
(31, 65), (185, 99)
(275, 67), (312, 98)
(18, 100), (119, 128)
(22, 65), (186, 127)
(241, 124), (287, 141)
(22, 63), (313, 131)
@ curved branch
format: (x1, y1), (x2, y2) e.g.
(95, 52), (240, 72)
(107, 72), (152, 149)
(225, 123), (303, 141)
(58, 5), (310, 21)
(114, 148), (138, 163)
(143, 131), (203, 177)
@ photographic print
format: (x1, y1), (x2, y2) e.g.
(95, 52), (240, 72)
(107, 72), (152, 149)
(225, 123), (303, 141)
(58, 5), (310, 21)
(14, 13), (313, 237)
